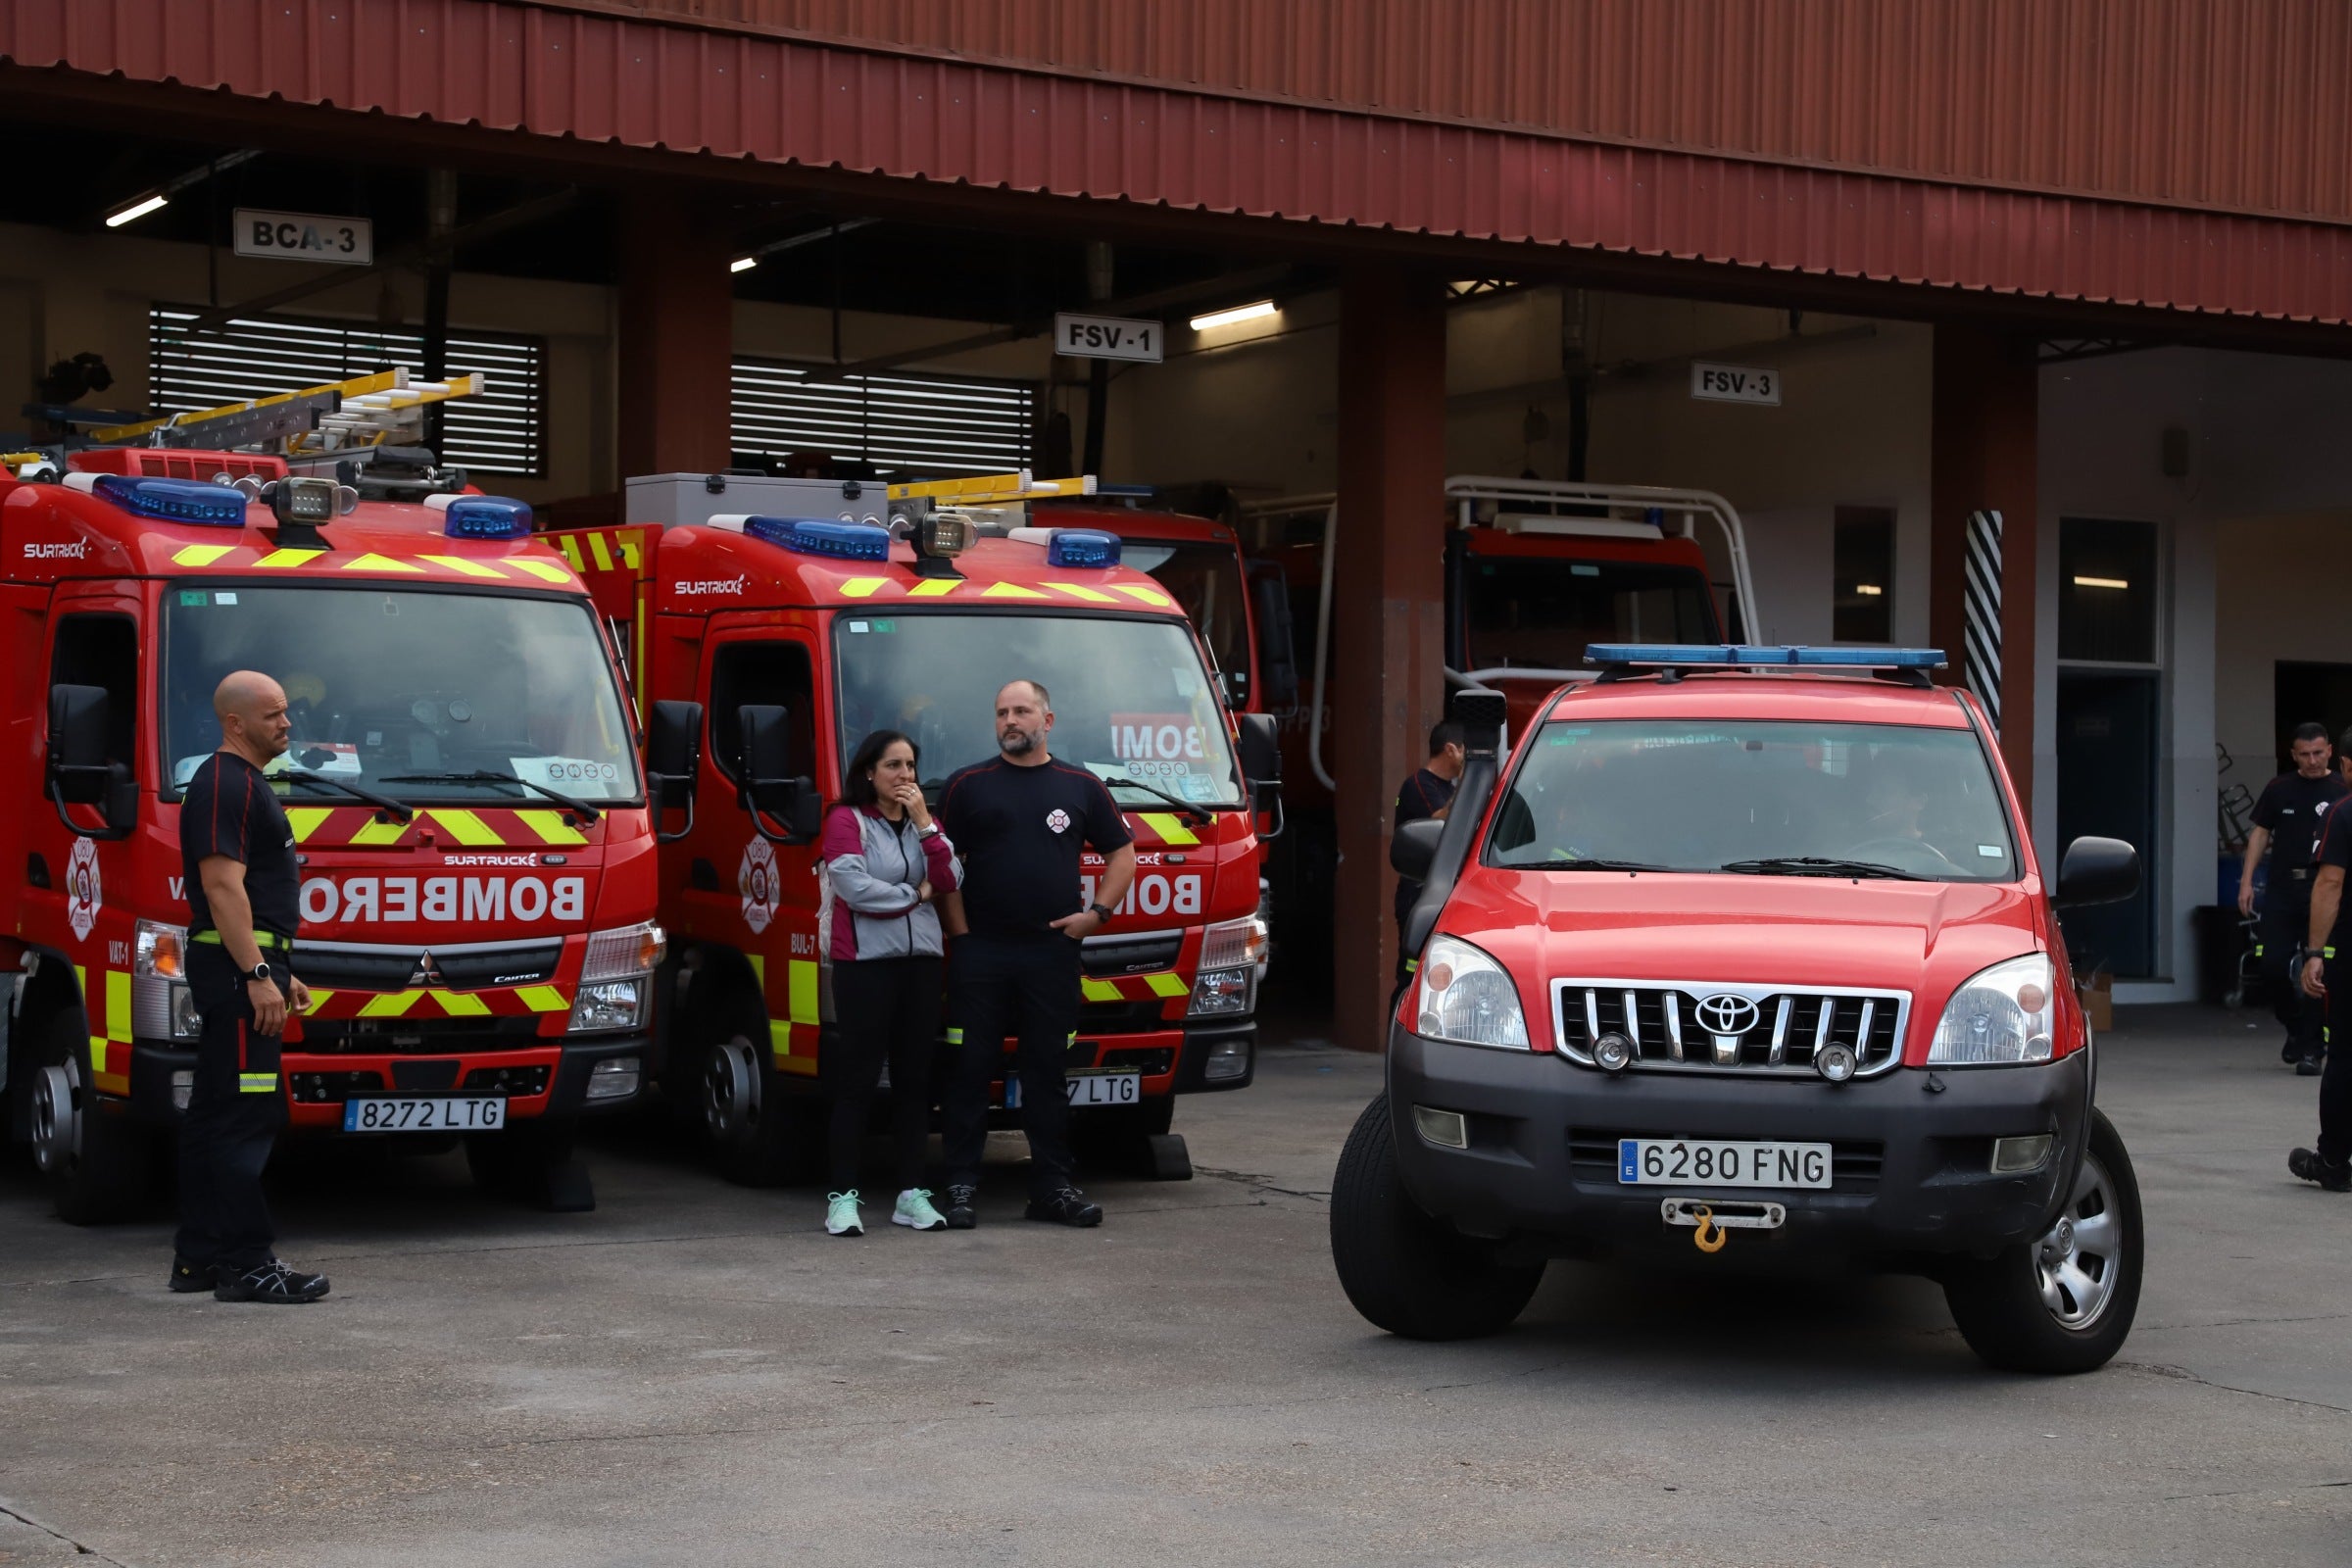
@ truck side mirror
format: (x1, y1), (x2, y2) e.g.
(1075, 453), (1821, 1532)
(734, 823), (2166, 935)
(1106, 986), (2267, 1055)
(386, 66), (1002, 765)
(46, 684), (135, 841)
(1391, 818), (1445, 881)
(2054, 836), (2140, 908)
(1250, 566), (1300, 710)
(645, 699), (702, 845)
(1235, 711), (1284, 837)
(738, 704), (818, 846)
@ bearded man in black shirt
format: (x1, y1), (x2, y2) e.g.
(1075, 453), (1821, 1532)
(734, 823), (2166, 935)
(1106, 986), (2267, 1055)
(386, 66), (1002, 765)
(171, 671), (328, 1303)
(2241, 722), (2346, 1073)
(935, 679), (1136, 1229)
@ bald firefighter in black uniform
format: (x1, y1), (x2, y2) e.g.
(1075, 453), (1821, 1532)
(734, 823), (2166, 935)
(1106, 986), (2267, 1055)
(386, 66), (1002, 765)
(2239, 722), (2346, 1075)
(169, 670), (330, 1303)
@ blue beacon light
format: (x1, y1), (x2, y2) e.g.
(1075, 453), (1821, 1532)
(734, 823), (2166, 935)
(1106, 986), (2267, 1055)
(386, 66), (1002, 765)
(743, 516), (892, 563)
(90, 475), (250, 527)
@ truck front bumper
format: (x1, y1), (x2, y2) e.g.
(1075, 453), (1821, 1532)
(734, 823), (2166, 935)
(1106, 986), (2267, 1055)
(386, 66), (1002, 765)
(1389, 1023), (2092, 1264)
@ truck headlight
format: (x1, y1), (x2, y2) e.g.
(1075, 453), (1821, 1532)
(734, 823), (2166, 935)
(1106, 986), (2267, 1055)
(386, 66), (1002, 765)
(1929, 954), (2055, 1065)
(1415, 934), (1529, 1051)
(1187, 912), (1268, 1018)
(569, 978), (645, 1034)
(570, 922), (662, 1034)
(132, 919), (203, 1042)
(1187, 965), (1253, 1017)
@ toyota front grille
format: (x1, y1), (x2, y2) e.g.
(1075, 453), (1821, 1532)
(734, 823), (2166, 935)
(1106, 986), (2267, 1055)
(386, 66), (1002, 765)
(1553, 980), (1909, 1078)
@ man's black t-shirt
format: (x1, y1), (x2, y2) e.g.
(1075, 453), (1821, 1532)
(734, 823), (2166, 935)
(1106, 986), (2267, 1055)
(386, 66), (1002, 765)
(180, 753), (301, 940)
(937, 755), (1133, 938)
(2318, 810), (2352, 950)
(2254, 770), (2348, 891)
(1393, 766), (1457, 930)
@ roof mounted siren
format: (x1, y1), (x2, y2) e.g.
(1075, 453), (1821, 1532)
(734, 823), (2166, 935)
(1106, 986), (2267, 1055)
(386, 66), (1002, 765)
(1587, 645), (1947, 687)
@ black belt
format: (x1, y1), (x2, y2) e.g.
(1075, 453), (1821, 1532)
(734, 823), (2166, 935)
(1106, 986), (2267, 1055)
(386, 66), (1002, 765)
(191, 928), (294, 952)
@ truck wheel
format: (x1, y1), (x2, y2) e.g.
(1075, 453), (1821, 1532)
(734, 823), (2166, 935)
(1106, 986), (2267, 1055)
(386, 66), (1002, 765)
(1329, 1095), (1542, 1340)
(31, 1010), (154, 1226)
(465, 1120), (594, 1212)
(1942, 1108), (2144, 1375)
(702, 1010), (818, 1188)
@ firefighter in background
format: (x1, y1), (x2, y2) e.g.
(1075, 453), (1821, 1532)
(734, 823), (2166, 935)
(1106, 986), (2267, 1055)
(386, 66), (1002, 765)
(170, 670), (330, 1303)
(2241, 723), (2344, 1075)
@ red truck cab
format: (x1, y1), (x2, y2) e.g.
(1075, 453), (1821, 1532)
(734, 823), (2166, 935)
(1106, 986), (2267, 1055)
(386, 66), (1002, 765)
(1332, 646), (2148, 1374)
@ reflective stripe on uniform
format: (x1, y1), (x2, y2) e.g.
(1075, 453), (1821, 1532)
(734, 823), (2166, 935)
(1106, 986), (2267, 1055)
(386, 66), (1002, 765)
(238, 1072), (277, 1094)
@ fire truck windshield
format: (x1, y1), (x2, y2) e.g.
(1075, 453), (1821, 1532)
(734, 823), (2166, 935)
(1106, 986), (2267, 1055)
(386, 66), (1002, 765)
(1118, 540), (1250, 690)
(1462, 556), (1718, 671)
(832, 611), (1243, 807)
(163, 585), (640, 802)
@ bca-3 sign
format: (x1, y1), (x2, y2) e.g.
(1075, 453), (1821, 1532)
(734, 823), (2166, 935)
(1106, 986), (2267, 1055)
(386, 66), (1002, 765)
(234, 209), (373, 267)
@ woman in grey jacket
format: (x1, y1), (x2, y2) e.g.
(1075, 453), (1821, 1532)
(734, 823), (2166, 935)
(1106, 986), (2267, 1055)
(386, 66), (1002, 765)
(816, 729), (962, 1237)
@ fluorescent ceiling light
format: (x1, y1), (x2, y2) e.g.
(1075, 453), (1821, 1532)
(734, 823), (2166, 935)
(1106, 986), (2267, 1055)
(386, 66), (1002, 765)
(730, 256), (759, 273)
(2073, 575), (2131, 590)
(1189, 300), (1278, 331)
(1853, 584), (1884, 596)
(106, 194), (170, 228)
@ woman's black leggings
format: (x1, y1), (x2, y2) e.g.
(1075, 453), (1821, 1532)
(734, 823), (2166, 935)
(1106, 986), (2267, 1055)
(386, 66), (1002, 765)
(825, 955), (943, 1192)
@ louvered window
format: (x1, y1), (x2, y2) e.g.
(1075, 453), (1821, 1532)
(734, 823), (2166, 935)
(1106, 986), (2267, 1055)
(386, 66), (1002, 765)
(148, 306), (547, 477)
(732, 359), (1038, 478)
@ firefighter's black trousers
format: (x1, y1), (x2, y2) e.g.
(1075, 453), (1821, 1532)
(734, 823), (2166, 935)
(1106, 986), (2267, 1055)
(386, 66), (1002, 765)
(2323, 956), (2352, 1168)
(2260, 880), (2326, 1059)
(172, 946), (288, 1272)
(943, 933), (1080, 1199)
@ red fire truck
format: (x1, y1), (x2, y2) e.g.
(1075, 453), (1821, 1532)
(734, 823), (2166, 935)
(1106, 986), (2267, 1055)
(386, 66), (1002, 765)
(550, 471), (1279, 1184)
(0, 439), (662, 1222)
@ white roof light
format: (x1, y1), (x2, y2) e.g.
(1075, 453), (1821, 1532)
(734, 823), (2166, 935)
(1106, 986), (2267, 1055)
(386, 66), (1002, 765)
(1189, 300), (1278, 331)
(106, 194), (170, 228)
(729, 256), (759, 274)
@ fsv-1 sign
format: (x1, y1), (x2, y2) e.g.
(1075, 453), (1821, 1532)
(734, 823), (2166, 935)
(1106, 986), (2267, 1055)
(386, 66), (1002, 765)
(1054, 313), (1164, 364)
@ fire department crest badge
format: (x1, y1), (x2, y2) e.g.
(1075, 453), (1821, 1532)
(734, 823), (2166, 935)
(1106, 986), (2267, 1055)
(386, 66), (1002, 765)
(1047, 808), (1071, 834)
(66, 837), (102, 943)
(740, 836), (780, 934)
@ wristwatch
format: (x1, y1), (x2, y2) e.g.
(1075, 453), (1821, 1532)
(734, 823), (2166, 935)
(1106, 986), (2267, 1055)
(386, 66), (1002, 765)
(916, 823), (941, 839)
(1089, 902), (1114, 923)
(242, 960), (273, 985)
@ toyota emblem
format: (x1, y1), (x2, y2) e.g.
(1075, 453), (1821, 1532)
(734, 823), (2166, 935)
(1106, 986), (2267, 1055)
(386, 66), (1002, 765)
(1694, 994), (1761, 1035)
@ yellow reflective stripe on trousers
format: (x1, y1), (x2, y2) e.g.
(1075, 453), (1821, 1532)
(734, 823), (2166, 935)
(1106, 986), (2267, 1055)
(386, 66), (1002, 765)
(945, 1027), (964, 1045)
(514, 986), (570, 1012)
(239, 1073), (277, 1094)
(515, 809), (587, 846)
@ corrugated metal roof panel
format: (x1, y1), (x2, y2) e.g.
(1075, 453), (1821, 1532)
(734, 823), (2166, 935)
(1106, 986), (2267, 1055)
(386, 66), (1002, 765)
(6, 0), (2351, 324)
(531, 0), (2352, 225)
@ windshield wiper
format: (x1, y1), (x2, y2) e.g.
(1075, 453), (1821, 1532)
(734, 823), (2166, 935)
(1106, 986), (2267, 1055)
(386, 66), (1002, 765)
(1097, 774), (1214, 824)
(1719, 856), (1923, 881)
(279, 768), (416, 821)
(1542, 857), (1673, 872)
(381, 769), (602, 824)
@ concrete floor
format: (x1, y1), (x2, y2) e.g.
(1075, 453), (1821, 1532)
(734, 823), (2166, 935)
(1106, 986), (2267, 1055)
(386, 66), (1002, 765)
(2, 1005), (2347, 1567)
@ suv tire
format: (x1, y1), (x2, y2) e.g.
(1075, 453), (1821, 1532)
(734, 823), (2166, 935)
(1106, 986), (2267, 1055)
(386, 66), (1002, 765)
(1942, 1107), (2143, 1374)
(1330, 1095), (1543, 1340)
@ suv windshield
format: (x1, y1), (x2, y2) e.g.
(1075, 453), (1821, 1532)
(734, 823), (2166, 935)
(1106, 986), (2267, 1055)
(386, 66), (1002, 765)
(1120, 539), (1250, 687)
(164, 586), (639, 801)
(833, 611), (1242, 807)
(1462, 555), (1718, 671)
(1487, 718), (2017, 882)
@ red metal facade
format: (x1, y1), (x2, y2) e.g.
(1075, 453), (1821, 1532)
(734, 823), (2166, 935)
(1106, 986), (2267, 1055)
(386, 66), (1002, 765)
(529, 0), (2352, 224)
(6, 0), (2351, 325)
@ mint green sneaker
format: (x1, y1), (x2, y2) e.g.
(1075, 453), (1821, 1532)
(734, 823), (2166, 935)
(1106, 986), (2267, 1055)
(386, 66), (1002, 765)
(893, 1188), (948, 1232)
(825, 1191), (864, 1237)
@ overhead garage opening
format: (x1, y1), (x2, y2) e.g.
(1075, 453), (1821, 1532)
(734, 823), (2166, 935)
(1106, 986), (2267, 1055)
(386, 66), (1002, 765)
(730, 359), (1039, 478)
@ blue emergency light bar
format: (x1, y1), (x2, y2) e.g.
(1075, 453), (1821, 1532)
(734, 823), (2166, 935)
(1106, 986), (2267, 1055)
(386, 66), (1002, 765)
(744, 515), (892, 563)
(1587, 644), (1948, 670)
(90, 474), (250, 527)
(1044, 528), (1121, 568)
(441, 496), (534, 540)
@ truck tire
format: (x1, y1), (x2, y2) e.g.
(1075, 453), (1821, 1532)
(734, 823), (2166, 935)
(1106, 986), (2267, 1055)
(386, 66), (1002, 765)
(1329, 1095), (1542, 1340)
(30, 1009), (155, 1226)
(1942, 1108), (2143, 1375)
(466, 1119), (594, 1212)
(701, 996), (819, 1188)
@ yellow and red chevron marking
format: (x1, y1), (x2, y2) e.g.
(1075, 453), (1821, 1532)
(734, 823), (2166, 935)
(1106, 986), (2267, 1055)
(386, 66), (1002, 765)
(79, 963), (132, 1097)
(280, 805), (590, 849)
(833, 574), (1175, 610)
(166, 543), (576, 587)
(1127, 811), (1204, 849)
(300, 983), (572, 1023)
(550, 527), (648, 576)
(1078, 970), (1193, 1005)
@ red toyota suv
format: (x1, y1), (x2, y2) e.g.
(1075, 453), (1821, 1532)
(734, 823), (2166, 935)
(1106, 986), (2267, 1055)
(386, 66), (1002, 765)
(1332, 647), (2146, 1373)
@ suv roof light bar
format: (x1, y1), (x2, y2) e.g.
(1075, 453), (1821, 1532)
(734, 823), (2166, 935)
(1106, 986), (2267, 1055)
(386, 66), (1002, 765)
(1586, 644), (1947, 687)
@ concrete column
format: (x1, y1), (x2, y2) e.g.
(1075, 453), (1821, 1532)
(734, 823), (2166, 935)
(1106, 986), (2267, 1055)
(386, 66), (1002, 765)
(1331, 266), (1448, 1051)
(616, 188), (734, 478)
(1930, 325), (2038, 811)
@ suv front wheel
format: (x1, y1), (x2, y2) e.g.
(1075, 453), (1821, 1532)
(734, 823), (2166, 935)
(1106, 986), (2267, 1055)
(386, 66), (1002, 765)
(1942, 1107), (2144, 1374)
(1330, 1095), (1544, 1340)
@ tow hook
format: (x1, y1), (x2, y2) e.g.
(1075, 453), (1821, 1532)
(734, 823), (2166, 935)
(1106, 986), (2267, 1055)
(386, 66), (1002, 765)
(1661, 1198), (1786, 1254)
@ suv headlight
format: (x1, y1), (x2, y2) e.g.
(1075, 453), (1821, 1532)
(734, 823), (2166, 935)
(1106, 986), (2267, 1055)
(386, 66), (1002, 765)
(570, 921), (664, 1033)
(1188, 912), (1268, 1019)
(1929, 954), (2055, 1065)
(132, 919), (202, 1042)
(1415, 934), (1530, 1051)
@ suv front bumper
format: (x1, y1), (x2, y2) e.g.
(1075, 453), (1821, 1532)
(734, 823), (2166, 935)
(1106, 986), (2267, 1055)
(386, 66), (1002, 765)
(1390, 1023), (2092, 1263)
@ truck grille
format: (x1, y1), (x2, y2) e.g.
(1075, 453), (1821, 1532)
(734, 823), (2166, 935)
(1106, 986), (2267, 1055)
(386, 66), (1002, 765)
(296, 940), (564, 992)
(1552, 981), (1909, 1078)
(299, 1016), (543, 1052)
(1081, 930), (1183, 977)
(1567, 1129), (1885, 1189)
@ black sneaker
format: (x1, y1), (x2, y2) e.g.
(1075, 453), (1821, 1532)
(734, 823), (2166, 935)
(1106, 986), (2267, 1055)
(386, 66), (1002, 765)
(168, 1255), (218, 1294)
(2297, 1056), (2325, 1077)
(1025, 1188), (1103, 1227)
(2283, 1037), (2302, 1065)
(943, 1184), (979, 1230)
(214, 1259), (331, 1303)
(2288, 1148), (2352, 1192)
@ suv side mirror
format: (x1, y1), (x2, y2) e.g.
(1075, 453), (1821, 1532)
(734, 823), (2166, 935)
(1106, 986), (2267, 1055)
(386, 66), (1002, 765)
(645, 699), (702, 844)
(738, 704), (819, 845)
(47, 684), (135, 840)
(1449, 686), (1507, 756)
(2054, 836), (2140, 908)
(1391, 818), (1445, 881)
